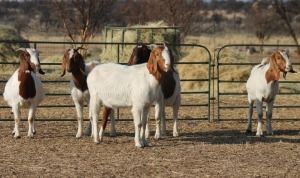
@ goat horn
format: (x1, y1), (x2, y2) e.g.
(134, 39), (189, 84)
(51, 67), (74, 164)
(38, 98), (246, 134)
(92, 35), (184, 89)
(163, 42), (169, 50)
(16, 48), (27, 52)
(80, 68), (86, 76)
(148, 44), (158, 50)
(75, 47), (87, 51)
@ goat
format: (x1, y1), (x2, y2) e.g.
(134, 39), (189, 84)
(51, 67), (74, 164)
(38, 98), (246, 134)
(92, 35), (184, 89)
(87, 44), (172, 147)
(61, 48), (116, 138)
(85, 45), (151, 137)
(3, 48), (45, 138)
(99, 44), (180, 139)
(246, 50), (296, 136)
(127, 45), (180, 138)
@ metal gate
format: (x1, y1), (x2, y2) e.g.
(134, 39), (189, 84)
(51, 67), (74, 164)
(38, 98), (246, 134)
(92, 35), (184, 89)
(0, 41), (211, 122)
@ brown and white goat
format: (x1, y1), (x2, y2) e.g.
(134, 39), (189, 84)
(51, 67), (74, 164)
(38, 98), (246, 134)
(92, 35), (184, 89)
(3, 48), (45, 138)
(128, 45), (180, 138)
(246, 50), (296, 136)
(61, 48), (115, 138)
(87, 44), (172, 147)
(99, 44), (181, 139)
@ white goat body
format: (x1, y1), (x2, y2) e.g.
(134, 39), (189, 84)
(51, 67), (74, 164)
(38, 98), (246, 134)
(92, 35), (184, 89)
(246, 50), (296, 136)
(126, 45), (181, 139)
(88, 45), (171, 147)
(3, 48), (45, 138)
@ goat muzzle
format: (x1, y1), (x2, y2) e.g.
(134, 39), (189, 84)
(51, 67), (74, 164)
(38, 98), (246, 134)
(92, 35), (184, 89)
(289, 68), (297, 73)
(283, 68), (297, 79)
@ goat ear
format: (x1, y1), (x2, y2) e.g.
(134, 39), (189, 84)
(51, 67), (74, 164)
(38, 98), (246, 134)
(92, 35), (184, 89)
(61, 50), (70, 77)
(275, 52), (282, 60)
(128, 54), (137, 66)
(61, 57), (67, 77)
(147, 52), (157, 74)
(61, 69), (66, 77)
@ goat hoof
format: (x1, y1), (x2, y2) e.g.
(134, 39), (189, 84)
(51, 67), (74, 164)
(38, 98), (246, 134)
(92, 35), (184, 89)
(14, 136), (21, 139)
(94, 139), (100, 144)
(33, 131), (36, 135)
(135, 143), (143, 148)
(245, 129), (252, 135)
(256, 133), (264, 137)
(266, 131), (274, 136)
(173, 132), (179, 137)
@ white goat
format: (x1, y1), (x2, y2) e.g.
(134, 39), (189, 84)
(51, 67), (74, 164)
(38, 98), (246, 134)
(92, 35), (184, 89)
(126, 45), (181, 138)
(3, 48), (45, 138)
(87, 44), (172, 147)
(60, 48), (116, 138)
(246, 50), (296, 136)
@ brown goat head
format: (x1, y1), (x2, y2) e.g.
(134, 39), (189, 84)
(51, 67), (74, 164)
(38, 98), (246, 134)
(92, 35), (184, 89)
(61, 48), (86, 77)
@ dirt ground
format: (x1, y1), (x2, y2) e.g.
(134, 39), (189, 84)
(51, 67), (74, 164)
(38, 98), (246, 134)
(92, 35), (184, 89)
(0, 73), (300, 178)
(0, 115), (299, 177)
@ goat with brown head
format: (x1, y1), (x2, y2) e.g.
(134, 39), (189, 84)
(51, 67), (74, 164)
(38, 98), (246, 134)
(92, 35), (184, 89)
(3, 48), (45, 139)
(246, 50), (296, 136)
(17, 48), (45, 75)
(61, 48), (86, 76)
(61, 48), (88, 92)
(60, 47), (112, 138)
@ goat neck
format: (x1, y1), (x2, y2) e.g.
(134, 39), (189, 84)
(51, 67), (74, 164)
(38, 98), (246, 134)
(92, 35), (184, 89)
(72, 69), (88, 92)
(18, 52), (36, 99)
(160, 71), (176, 98)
